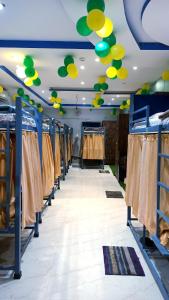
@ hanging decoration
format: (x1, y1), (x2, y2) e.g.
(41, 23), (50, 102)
(136, 83), (151, 95)
(58, 55), (78, 79)
(0, 85), (4, 94)
(93, 76), (109, 92)
(112, 108), (117, 116)
(162, 70), (169, 81)
(120, 99), (130, 110)
(13, 87), (44, 112)
(49, 90), (66, 115)
(76, 0), (128, 83)
(16, 55), (42, 87)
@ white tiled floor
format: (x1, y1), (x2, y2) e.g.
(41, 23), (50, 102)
(0, 166), (163, 300)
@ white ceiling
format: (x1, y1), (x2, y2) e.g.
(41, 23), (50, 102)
(0, 0), (168, 108)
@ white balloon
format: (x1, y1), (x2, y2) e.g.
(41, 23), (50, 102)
(16, 66), (26, 79)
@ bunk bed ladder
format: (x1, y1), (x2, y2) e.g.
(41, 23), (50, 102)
(151, 125), (169, 257)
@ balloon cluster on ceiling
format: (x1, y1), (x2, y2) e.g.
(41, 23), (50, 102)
(136, 83), (151, 95)
(12, 88), (43, 112)
(120, 99), (130, 110)
(16, 55), (41, 87)
(58, 55), (78, 79)
(76, 0), (128, 81)
(93, 75), (108, 92)
(92, 92), (104, 108)
(50, 90), (66, 115)
(0, 85), (4, 94)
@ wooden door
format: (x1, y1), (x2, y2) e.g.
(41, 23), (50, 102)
(102, 121), (118, 164)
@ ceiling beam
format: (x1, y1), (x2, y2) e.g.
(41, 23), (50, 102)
(0, 40), (94, 49)
(50, 87), (135, 94)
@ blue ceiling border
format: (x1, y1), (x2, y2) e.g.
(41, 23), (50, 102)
(0, 40), (94, 49)
(61, 104), (120, 108)
(123, 0), (169, 50)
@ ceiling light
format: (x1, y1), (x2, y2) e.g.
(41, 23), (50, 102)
(95, 57), (99, 62)
(42, 90), (45, 94)
(116, 95), (120, 98)
(82, 97), (86, 100)
(133, 66), (138, 70)
(80, 65), (85, 70)
(16, 66), (26, 79)
(81, 81), (85, 85)
(112, 98), (115, 101)
(0, 3), (5, 10)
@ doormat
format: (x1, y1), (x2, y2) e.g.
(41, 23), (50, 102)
(105, 191), (123, 198)
(99, 170), (110, 174)
(103, 246), (145, 276)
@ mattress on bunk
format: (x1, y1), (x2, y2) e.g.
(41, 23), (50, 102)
(125, 134), (169, 246)
(133, 112), (169, 129)
(82, 134), (105, 160)
(0, 131), (43, 229)
(42, 133), (54, 197)
(0, 113), (36, 128)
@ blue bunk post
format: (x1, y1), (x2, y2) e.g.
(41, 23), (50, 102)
(5, 122), (11, 227)
(36, 112), (43, 224)
(102, 127), (105, 170)
(49, 118), (56, 200)
(62, 125), (66, 180)
(14, 97), (22, 279)
(156, 125), (162, 238)
(57, 123), (61, 189)
(81, 126), (84, 169)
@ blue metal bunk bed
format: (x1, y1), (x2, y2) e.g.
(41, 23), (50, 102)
(81, 122), (105, 169)
(127, 94), (169, 300)
(0, 98), (42, 279)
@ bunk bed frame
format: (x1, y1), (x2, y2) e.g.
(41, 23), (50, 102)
(127, 94), (169, 300)
(81, 122), (105, 169)
(0, 98), (42, 279)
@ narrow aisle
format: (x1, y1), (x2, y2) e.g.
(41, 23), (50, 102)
(0, 167), (163, 300)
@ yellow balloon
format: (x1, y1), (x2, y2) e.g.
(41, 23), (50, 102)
(67, 64), (78, 79)
(106, 66), (117, 78)
(0, 85), (3, 93)
(38, 107), (43, 113)
(22, 102), (27, 107)
(12, 93), (18, 101)
(53, 103), (60, 109)
(55, 97), (62, 104)
(94, 104), (101, 109)
(111, 44), (126, 60)
(162, 70), (169, 81)
(98, 76), (106, 83)
(87, 9), (105, 31)
(117, 67), (128, 80)
(96, 17), (113, 38)
(95, 93), (101, 100)
(142, 83), (150, 90)
(59, 111), (64, 116)
(127, 99), (130, 106)
(24, 78), (33, 87)
(92, 98), (98, 106)
(100, 52), (113, 65)
(30, 70), (38, 81)
(120, 104), (124, 110)
(50, 97), (56, 103)
(136, 89), (142, 95)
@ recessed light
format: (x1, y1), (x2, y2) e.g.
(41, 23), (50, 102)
(81, 81), (85, 85)
(95, 57), (99, 62)
(116, 95), (120, 98)
(0, 3), (5, 10)
(82, 97), (86, 100)
(80, 65), (85, 70)
(112, 98), (115, 101)
(133, 66), (138, 70)
(42, 90), (45, 94)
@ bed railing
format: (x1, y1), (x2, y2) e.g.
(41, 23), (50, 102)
(129, 105), (150, 132)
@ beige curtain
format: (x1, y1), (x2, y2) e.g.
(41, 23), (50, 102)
(22, 132), (43, 228)
(125, 133), (169, 245)
(0, 133), (15, 228)
(82, 134), (105, 160)
(42, 133), (54, 197)
(54, 133), (61, 179)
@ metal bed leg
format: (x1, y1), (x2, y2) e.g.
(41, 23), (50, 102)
(34, 213), (39, 238)
(127, 206), (131, 226)
(48, 195), (52, 206)
(58, 177), (60, 190)
(39, 212), (42, 224)
(52, 187), (55, 199)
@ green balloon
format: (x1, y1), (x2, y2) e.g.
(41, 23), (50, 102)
(17, 88), (24, 97)
(87, 0), (105, 12)
(94, 83), (101, 91)
(76, 16), (93, 36)
(112, 60), (122, 70)
(24, 95), (30, 101)
(23, 55), (34, 68)
(111, 75), (117, 80)
(123, 100), (127, 106)
(95, 41), (110, 58)
(33, 78), (41, 86)
(64, 55), (74, 67)
(141, 89), (149, 95)
(37, 103), (42, 108)
(103, 33), (116, 47)
(51, 90), (58, 98)
(25, 67), (35, 78)
(112, 108), (117, 116)
(29, 99), (35, 105)
(58, 66), (68, 77)
(101, 83), (108, 91)
(98, 98), (104, 105)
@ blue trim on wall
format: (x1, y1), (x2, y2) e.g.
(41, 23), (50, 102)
(61, 104), (120, 108)
(0, 65), (52, 106)
(50, 87), (135, 94)
(0, 40), (94, 49)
